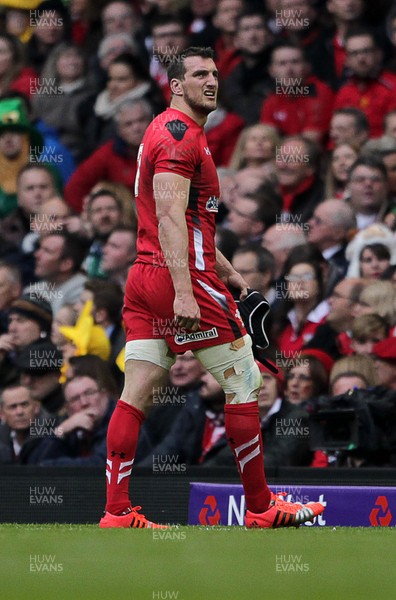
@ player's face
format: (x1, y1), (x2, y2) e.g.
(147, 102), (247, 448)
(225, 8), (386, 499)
(179, 56), (218, 116)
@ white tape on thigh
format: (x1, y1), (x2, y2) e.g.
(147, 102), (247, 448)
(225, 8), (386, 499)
(193, 334), (262, 404)
(124, 339), (176, 370)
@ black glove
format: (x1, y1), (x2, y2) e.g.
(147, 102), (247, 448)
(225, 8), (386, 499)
(234, 289), (278, 374)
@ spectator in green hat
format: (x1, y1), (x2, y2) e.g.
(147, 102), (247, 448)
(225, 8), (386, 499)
(0, 96), (43, 218)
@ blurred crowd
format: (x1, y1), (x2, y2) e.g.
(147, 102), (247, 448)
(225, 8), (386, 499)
(1, 0), (396, 469)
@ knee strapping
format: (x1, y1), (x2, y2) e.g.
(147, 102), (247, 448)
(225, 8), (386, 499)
(124, 339), (176, 370)
(193, 335), (262, 404)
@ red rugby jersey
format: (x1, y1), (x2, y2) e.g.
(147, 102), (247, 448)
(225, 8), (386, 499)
(134, 108), (220, 272)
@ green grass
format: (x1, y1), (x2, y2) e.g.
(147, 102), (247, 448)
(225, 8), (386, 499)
(0, 525), (394, 600)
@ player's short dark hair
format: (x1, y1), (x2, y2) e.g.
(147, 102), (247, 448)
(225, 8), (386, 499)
(167, 47), (214, 83)
(348, 154), (387, 181)
(333, 108), (369, 134)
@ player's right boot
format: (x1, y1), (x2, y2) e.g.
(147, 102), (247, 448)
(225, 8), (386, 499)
(99, 506), (169, 529)
(245, 493), (325, 529)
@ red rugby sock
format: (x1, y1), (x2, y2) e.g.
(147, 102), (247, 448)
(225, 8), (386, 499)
(105, 400), (145, 515)
(224, 401), (271, 514)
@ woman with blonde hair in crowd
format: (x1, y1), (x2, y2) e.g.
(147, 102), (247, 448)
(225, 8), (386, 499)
(353, 280), (396, 330)
(229, 123), (280, 170)
(31, 42), (96, 160)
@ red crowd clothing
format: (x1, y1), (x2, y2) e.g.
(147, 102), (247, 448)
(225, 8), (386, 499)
(259, 76), (334, 139)
(277, 302), (329, 354)
(124, 107), (246, 352)
(64, 139), (138, 213)
(332, 35), (346, 80)
(334, 71), (396, 138)
(215, 38), (241, 80)
(10, 67), (38, 99)
(337, 331), (353, 356)
(280, 174), (315, 213)
(205, 111), (245, 167)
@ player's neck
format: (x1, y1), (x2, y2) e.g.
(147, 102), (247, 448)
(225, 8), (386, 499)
(170, 97), (208, 127)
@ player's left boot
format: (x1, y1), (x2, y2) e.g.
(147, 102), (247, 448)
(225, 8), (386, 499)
(99, 506), (169, 529)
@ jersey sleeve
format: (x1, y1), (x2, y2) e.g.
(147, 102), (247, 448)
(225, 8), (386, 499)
(151, 119), (200, 180)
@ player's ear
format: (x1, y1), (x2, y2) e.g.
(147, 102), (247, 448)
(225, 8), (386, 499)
(170, 78), (183, 96)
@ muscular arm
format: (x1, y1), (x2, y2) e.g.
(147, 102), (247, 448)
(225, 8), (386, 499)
(154, 172), (200, 331)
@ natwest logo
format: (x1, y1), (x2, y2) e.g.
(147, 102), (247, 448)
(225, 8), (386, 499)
(369, 495), (392, 526)
(199, 495), (221, 525)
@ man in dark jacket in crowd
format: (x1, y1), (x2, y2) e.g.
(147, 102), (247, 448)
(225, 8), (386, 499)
(16, 340), (64, 415)
(36, 374), (115, 466)
(0, 383), (52, 464)
(0, 293), (53, 388)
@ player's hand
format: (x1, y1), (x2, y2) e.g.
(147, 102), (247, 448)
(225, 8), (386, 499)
(225, 272), (249, 300)
(174, 293), (201, 332)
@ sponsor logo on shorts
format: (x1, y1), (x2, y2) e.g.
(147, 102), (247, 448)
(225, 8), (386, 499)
(174, 327), (219, 345)
(206, 196), (219, 212)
